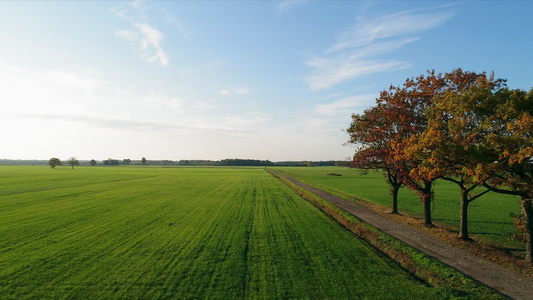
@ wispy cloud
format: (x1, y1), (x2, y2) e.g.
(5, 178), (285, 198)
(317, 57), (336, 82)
(112, 2), (169, 66)
(306, 8), (453, 90)
(142, 92), (182, 111)
(19, 113), (254, 136)
(276, 0), (308, 14)
(313, 95), (375, 117)
(222, 111), (270, 127)
(234, 88), (250, 95)
(193, 101), (219, 110)
(162, 8), (191, 39)
(218, 88), (250, 96)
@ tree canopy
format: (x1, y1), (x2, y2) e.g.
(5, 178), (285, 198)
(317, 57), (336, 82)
(68, 157), (79, 169)
(48, 158), (61, 169)
(347, 68), (533, 262)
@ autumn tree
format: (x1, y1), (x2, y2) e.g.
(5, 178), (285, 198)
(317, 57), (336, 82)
(474, 87), (533, 262)
(347, 103), (403, 214)
(377, 71), (455, 227)
(49, 157), (61, 169)
(383, 69), (507, 227)
(404, 70), (507, 239)
(68, 157), (79, 169)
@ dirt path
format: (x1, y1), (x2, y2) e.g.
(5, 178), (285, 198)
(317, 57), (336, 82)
(272, 170), (533, 300)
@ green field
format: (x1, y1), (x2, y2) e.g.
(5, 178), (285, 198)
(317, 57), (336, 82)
(0, 166), (490, 299)
(272, 166), (523, 249)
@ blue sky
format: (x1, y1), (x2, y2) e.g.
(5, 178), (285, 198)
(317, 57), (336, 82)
(1, 1), (531, 161)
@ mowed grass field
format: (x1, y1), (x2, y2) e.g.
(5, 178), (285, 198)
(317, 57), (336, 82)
(272, 166), (522, 249)
(0, 166), (472, 299)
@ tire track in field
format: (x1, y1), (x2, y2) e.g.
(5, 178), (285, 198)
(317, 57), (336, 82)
(269, 169), (533, 300)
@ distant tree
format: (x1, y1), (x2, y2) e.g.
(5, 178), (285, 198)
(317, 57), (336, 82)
(122, 158), (131, 165)
(49, 158), (61, 169)
(141, 157), (147, 165)
(103, 158), (120, 165)
(68, 157), (79, 169)
(89, 159), (97, 166)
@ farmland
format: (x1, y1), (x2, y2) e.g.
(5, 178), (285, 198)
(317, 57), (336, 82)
(272, 166), (523, 249)
(0, 166), (495, 299)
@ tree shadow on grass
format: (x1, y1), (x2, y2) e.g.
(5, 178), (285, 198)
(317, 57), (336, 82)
(434, 218), (513, 227)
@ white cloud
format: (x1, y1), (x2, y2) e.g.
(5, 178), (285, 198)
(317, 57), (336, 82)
(193, 101), (219, 110)
(218, 88), (250, 96)
(18, 113), (254, 136)
(115, 29), (138, 41)
(163, 9), (191, 39)
(313, 95), (375, 117)
(113, 2), (169, 66)
(234, 88), (250, 95)
(327, 10), (452, 53)
(306, 8), (453, 90)
(222, 111), (270, 127)
(135, 23), (169, 65)
(307, 57), (411, 91)
(143, 93), (182, 111)
(218, 89), (232, 96)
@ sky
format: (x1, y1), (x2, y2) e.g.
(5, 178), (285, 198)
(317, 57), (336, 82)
(1, 1), (532, 162)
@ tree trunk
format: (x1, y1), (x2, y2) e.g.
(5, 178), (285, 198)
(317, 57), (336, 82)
(422, 181), (433, 227)
(391, 184), (400, 214)
(521, 197), (533, 263)
(459, 188), (471, 240)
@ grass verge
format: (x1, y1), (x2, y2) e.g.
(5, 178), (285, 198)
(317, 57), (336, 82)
(270, 167), (533, 277)
(267, 169), (504, 299)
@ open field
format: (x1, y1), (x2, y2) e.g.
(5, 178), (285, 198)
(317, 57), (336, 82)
(0, 166), (491, 299)
(271, 166), (523, 250)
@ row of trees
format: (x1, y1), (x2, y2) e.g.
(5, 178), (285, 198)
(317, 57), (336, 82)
(347, 69), (533, 262)
(49, 157), (148, 168)
(42, 158), (343, 167)
(49, 157), (79, 169)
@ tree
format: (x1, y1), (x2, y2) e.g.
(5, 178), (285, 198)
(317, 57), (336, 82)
(122, 158), (131, 165)
(49, 158), (61, 169)
(68, 157), (79, 169)
(347, 103), (403, 214)
(141, 157), (147, 165)
(386, 69), (504, 227)
(415, 78), (533, 261)
(404, 70), (506, 239)
(473, 87), (533, 262)
(89, 159), (97, 166)
(371, 71), (450, 226)
(103, 158), (119, 165)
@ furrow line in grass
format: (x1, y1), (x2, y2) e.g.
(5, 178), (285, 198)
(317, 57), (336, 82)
(0, 174), (162, 197)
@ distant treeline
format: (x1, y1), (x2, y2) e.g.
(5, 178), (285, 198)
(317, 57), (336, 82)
(0, 158), (345, 167)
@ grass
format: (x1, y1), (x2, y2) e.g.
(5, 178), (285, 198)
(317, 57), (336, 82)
(268, 169), (500, 298)
(0, 166), (495, 299)
(271, 166), (523, 250)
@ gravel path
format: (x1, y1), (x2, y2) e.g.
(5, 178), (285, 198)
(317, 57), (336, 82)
(272, 170), (533, 300)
